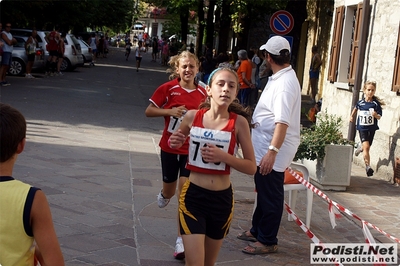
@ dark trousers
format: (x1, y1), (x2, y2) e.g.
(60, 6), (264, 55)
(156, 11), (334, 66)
(237, 88), (251, 107)
(250, 167), (284, 245)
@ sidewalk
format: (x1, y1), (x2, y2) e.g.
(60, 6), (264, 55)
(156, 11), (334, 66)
(7, 47), (400, 265)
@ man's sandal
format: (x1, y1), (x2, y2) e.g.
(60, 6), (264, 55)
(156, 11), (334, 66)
(242, 243), (278, 255)
(237, 231), (257, 242)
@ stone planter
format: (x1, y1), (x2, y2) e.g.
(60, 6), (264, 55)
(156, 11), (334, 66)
(302, 144), (353, 191)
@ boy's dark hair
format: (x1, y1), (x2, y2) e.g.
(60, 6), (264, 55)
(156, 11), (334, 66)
(0, 103), (26, 162)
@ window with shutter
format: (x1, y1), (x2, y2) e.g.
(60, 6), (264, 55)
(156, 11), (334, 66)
(348, 3), (363, 85)
(328, 6), (345, 83)
(392, 23), (400, 93)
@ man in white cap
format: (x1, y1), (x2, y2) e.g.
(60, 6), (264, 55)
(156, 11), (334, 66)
(237, 36), (301, 254)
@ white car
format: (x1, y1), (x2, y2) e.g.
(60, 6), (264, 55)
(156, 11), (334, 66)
(77, 39), (93, 65)
(11, 29), (84, 72)
(61, 33), (84, 71)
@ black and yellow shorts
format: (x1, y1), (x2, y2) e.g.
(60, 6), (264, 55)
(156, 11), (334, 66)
(179, 179), (234, 240)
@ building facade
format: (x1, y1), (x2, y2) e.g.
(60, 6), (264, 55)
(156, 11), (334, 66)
(303, 0), (400, 181)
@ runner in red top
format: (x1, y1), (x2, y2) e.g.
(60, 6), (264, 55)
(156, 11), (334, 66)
(145, 51), (206, 259)
(45, 30), (59, 76)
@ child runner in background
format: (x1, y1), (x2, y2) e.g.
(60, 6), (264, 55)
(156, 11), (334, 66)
(168, 67), (256, 265)
(145, 51), (207, 259)
(350, 80), (385, 177)
(135, 41), (145, 72)
(125, 38), (132, 61)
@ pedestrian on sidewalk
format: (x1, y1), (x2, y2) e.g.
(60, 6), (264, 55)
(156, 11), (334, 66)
(144, 51), (207, 259)
(0, 103), (64, 265)
(151, 36), (158, 62)
(309, 45), (322, 104)
(44, 29), (59, 76)
(56, 32), (65, 76)
(238, 36), (301, 255)
(0, 22), (17, 86)
(350, 80), (385, 177)
(168, 67), (257, 266)
(125, 38), (132, 61)
(135, 41), (145, 72)
(25, 28), (38, 78)
(88, 33), (97, 66)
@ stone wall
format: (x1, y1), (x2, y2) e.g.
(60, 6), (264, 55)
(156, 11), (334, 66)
(320, 0), (400, 181)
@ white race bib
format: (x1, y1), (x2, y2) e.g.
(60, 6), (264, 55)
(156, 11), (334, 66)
(188, 126), (231, 171)
(167, 115), (184, 133)
(358, 110), (373, 126)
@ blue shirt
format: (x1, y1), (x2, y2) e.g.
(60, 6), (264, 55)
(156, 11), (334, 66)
(355, 98), (382, 131)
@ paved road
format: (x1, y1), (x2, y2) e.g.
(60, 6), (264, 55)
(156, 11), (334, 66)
(1, 47), (399, 265)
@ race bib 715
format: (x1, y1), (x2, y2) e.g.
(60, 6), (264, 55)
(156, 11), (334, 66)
(188, 126), (231, 171)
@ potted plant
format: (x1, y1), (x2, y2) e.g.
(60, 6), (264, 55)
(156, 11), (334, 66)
(294, 112), (355, 191)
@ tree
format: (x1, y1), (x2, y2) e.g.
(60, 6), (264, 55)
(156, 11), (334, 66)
(0, 0), (135, 34)
(216, 0), (231, 55)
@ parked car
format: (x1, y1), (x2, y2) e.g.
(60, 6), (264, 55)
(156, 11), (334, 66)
(11, 29), (84, 72)
(60, 33), (84, 71)
(8, 36), (45, 76)
(10, 29), (48, 49)
(77, 39), (93, 65)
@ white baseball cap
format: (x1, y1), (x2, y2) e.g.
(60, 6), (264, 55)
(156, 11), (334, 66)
(259, 36), (291, 56)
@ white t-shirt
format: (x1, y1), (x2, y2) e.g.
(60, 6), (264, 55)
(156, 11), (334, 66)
(251, 65), (301, 171)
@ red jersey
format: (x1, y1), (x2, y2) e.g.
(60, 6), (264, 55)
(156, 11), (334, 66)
(186, 108), (238, 175)
(46, 31), (58, 51)
(149, 78), (207, 154)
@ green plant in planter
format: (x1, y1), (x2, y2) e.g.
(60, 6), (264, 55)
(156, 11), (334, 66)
(294, 112), (354, 161)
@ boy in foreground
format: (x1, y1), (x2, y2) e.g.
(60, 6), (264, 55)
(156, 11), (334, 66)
(0, 103), (64, 265)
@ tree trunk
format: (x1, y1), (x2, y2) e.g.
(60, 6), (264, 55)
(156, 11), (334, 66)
(180, 6), (189, 42)
(217, 0), (231, 55)
(196, 0), (204, 58)
(235, 14), (250, 52)
(285, 0), (307, 67)
(205, 0), (216, 53)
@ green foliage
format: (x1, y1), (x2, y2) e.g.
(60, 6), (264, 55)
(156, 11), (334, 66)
(294, 112), (354, 161)
(0, 0), (135, 34)
(230, 0), (289, 34)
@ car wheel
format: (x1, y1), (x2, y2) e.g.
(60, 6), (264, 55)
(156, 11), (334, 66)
(60, 58), (71, 71)
(9, 58), (26, 76)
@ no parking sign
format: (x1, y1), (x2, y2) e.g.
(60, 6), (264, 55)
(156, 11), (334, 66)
(270, 10), (294, 35)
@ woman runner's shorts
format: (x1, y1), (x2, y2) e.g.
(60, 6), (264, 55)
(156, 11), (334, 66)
(179, 179), (233, 240)
(160, 150), (189, 183)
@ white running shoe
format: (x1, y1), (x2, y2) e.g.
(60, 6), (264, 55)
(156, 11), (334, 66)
(354, 146), (362, 156)
(174, 239), (185, 260)
(157, 190), (170, 208)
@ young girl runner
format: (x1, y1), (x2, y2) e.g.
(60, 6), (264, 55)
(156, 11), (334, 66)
(145, 51), (207, 259)
(135, 41), (145, 72)
(350, 80), (385, 176)
(168, 67), (257, 266)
